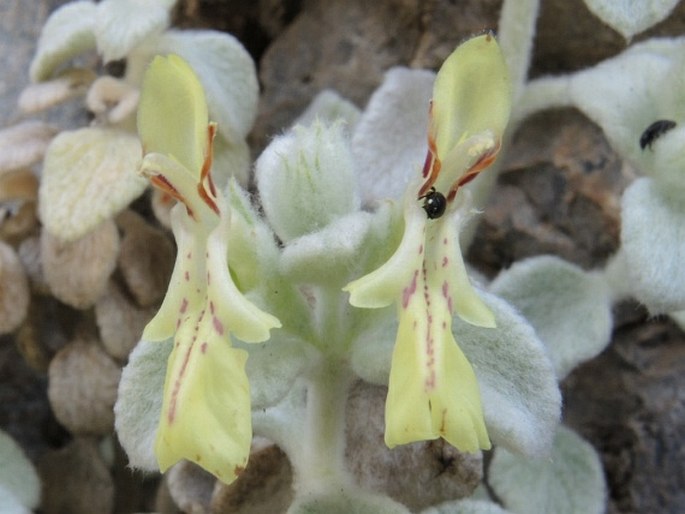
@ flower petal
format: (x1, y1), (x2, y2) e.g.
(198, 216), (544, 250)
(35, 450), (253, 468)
(344, 189), (425, 308)
(138, 54), (209, 176)
(155, 310), (252, 484)
(151, 30), (259, 144)
(431, 209), (495, 328)
(384, 265), (489, 451)
(429, 33), (511, 192)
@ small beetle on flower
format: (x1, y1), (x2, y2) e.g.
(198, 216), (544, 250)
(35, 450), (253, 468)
(344, 32), (512, 452)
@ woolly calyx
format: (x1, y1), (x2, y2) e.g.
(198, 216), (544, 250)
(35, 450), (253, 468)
(223, 178), (279, 294)
(295, 89), (362, 131)
(137, 54), (280, 484)
(256, 121), (360, 242)
(620, 177), (685, 313)
(489, 425), (606, 514)
(490, 255), (613, 380)
(39, 127), (146, 241)
(583, 0), (680, 39)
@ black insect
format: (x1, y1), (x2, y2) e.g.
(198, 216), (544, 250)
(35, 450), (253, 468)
(640, 120), (677, 150)
(420, 187), (447, 219)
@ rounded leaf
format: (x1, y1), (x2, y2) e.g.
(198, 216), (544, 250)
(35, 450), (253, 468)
(490, 255), (612, 379)
(489, 425), (606, 514)
(456, 292), (561, 457)
(115, 338), (171, 471)
(620, 177), (685, 313)
(584, 0), (680, 39)
(39, 127), (146, 241)
(29, 0), (97, 82)
(351, 68), (434, 202)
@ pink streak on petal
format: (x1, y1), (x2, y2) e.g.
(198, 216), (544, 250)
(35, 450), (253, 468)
(402, 270), (419, 309)
(442, 280), (453, 313)
(213, 316), (224, 335)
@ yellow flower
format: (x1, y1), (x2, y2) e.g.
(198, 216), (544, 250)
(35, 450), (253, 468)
(137, 55), (280, 483)
(344, 33), (511, 451)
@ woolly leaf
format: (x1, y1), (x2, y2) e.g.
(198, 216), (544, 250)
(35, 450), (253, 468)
(0, 486), (31, 514)
(489, 425), (606, 514)
(620, 177), (685, 313)
(457, 292), (561, 457)
(351, 68), (434, 202)
(583, 0), (679, 39)
(96, 0), (172, 62)
(39, 127), (146, 241)
(29, 0), (97, 81)
(569, 37), (685, 183)
(115, 338), (171, 471)
(490, 255), (612, 379)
